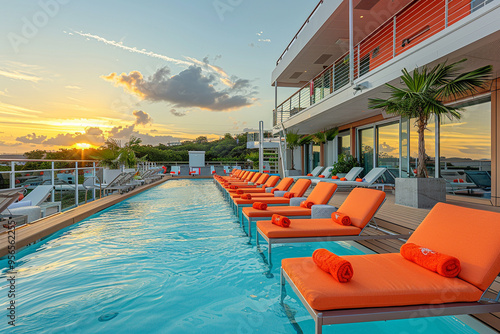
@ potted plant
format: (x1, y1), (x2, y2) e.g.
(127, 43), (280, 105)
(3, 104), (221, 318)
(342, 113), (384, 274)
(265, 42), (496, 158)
(368, 59), (491, 208)
(331, 154), (359, 178)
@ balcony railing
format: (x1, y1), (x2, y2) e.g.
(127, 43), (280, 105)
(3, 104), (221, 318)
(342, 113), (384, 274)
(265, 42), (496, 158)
(273, 0), (493, 126)
(276, 0), (324, 66)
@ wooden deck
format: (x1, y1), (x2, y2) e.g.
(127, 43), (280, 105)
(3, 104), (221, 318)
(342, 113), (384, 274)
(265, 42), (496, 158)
(325, 189), (500, 332)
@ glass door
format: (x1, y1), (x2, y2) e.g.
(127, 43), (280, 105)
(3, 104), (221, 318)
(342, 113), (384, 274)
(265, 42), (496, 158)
(377, 122), (400, 177)
(358, 127), (374, 175)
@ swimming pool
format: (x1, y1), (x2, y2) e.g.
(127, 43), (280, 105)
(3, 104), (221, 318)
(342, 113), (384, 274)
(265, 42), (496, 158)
(0, 179), (492, 333)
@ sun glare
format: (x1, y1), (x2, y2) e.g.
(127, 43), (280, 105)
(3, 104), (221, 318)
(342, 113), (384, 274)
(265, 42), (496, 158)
(75, 143), (91, 149)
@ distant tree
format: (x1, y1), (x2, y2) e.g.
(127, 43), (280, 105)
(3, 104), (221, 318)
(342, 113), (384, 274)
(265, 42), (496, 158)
(24, 150), (46, 159)
(195, 136), (208, 144)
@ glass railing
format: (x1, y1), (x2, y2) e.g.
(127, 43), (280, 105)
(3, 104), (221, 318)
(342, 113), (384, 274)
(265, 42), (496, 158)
(273, 0), (493, 126)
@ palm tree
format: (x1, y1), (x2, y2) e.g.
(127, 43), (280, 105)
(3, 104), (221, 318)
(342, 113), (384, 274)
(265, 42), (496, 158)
(285, 130), (301, 170)
(368, 59), (491, 177)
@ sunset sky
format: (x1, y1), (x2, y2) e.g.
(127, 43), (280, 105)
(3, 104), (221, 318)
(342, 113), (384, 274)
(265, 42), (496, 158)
(0, 0), (312, 153)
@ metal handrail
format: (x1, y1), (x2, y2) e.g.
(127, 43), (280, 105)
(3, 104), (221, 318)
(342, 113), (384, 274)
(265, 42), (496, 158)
(273, 0), (479, 125)
(276, 0), (324, 66)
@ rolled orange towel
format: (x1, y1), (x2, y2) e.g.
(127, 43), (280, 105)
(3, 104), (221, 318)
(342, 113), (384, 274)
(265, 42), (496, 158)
(400, 243), (461, 278)
(252, 202), (267, 210)
(271, 214), (291, 228)
(459, 179), (465, 183)
(283, 192), (295, 199)
(318, 175), (325, 178)
(271, 188), (279, 194)
(355, 178), (363, 182)
(230, 185), (238, 190)
(312, 249), (354, 283)
(307, 173), (313, 176)
(236, 189), (244, 195)
(453, 179), (459, 183)
(241, 194), (252, 200)
(340, 177), (347, 181)
(300, 200), (314, 209)
(331, 175), (339, 179)
(331, 212), (351, 226)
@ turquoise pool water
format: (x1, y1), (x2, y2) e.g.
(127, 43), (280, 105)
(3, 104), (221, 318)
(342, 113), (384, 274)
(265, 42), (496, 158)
(0, 179), (489, 333)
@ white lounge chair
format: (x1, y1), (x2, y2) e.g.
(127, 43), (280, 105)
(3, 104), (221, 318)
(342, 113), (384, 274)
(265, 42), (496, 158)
(312, 167), (363, 185)
(318, 167), (387, 189)
(291, 166), (324, 180)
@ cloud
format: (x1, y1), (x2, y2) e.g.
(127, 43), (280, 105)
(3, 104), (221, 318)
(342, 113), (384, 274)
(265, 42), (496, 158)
(170, 109), (188, 117)
(108, 125), (135, 138)
(133, 110), (152, 125)
(69, 31), (232, 86)
(379, 141), (398, 153)
(103, 66), (256, 111)
(65, 85), (81, 90)
(41, 127), (105, 147)
(258, 39), (271, 43)
(16, 133), (47, 144)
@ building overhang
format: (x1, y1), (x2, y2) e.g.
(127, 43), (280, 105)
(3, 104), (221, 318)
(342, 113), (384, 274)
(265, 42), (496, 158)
(275, 3), (500, 134)
(272, 0), (413, 87)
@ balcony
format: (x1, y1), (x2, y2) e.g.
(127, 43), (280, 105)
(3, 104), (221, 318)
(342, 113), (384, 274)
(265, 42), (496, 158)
(273, 0), (495, 127)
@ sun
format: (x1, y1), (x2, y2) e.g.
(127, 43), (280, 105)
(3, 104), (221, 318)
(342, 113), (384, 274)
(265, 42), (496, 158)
(75, 143), (91, 149)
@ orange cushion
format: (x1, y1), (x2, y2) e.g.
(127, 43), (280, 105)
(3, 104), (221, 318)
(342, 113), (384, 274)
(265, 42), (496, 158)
(407, 202), (500, 291)
(265, 176), (280, 188)
(289, 179), (312, 197)
(306, 182), (337, 205)
(249, 173), (262, 183)
(230, 188), (266, 197)
(255, 173), (269, 185)
(243, 206), (311, 218)
(336, 188), (386, 229)
(234, 197), (290, 205)
(282, 253), (482, 311)
(276, 178), (294, 191)
(232, 192), (273, 199)
(257, 219), (361, 238)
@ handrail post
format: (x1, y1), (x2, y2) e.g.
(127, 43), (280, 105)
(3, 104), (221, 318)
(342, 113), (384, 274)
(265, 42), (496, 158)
(75, 161), (79, 207)
(92, 162), (96, 201)
(445, 0), (449, 28)
(349, 0), (354, 85)
(393, 16), (397, 58)
(51, 161), (55, 202)
(10, 161), (15, 189)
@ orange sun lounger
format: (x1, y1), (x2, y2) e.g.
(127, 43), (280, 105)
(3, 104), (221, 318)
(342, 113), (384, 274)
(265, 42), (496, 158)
(223, 173), (270, 198)
(227, 175), (280, 196)
(241, 182), (338, 241)
(280, 202), (500, 334)
(255, 188), (405, 270)
(230, 177), (294, 199)
(232, 178), (311, 220)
